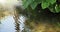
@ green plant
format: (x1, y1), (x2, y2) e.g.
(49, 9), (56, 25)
(22, 0), (60, 13)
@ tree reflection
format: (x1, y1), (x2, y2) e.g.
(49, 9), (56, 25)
(13, 10), (20, 32)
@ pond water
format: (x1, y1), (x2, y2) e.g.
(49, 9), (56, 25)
(0, 15), (26, 32)
(0, 15), (60, 32)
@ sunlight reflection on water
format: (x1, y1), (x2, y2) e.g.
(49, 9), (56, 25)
(0, 15), (26, 32)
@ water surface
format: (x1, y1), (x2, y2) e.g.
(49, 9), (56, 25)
(0, 15), (26, 32)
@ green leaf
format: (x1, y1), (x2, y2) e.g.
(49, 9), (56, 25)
(30, 0), (43, 9)
(50, 0), (56, 4)
(22, 0), (33, 9)
(30, 2), (38, 9)
(48, 4), (56, 13)
(55, 4), (60, 13)
(41, 2), (50, 9)
(46, 0), (56, 4)
(35, 0), (43, 3)
(49, 7), (56, 13)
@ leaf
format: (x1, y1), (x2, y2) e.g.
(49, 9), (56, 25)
(55, 4), (60, 13)
(30, 1), (38, 9)
(41, 2), (50, 9)
(48, 4), (56, 13)
(22, 0), (33, 9)
(41, 0), (56, 9)
(49, 7), (56, 13)
(30, 0), (43, 9)
(50, 0), (56, 4)
(49, 4), (60, 13)
(35, 0), (43, 3)
(46, 0), (56, 4)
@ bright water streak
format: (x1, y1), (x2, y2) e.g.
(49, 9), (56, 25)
(0, 15), (26, 32)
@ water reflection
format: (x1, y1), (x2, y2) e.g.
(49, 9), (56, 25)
(0, 16), (15, 32)
(0, 15), (26, 32)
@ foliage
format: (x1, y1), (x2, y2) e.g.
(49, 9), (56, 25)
(22, 0), (60, 13)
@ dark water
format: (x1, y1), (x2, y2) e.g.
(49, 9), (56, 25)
(0, 15), (26, 32)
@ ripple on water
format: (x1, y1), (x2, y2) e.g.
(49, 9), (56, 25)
(0, 15), (26, 32)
